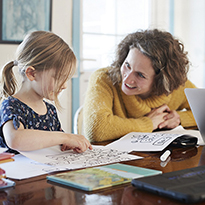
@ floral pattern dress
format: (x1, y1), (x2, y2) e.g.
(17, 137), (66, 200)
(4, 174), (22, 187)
(0, 96), (63, 152)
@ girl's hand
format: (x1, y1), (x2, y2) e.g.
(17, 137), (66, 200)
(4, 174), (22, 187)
(158, 110), (180, 129)
(61, 134), (92, 153)
(146, 104), (170, 130)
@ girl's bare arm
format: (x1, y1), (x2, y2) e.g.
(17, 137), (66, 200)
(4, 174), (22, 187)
(2, 120), (92, 152)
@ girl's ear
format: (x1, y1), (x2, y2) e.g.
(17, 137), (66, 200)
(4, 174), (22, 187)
(25, 67), (36, 81)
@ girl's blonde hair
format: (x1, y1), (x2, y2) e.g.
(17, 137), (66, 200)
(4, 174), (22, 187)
(0, 31), (77, 108)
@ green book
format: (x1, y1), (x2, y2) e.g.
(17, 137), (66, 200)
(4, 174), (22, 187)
(47, 163), (162, 191)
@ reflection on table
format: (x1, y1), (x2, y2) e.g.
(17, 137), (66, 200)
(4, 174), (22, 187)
(1, 145), (205, 205)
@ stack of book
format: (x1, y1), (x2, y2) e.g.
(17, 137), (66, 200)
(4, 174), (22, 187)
(0, 154), (15, 189)
(0, 153), (14, 164)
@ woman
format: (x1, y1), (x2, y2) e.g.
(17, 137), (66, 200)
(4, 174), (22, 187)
(83, 29), (196, 142)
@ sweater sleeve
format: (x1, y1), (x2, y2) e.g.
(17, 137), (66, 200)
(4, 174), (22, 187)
(176, 80), (197, 128)
(83, 69), (153, 142)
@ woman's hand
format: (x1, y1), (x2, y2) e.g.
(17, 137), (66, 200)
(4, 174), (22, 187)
(146, 104), (170, 130)
(158, 110), (180, 129)
(61, 134), (93, 153)
(146, 104), (180, 131)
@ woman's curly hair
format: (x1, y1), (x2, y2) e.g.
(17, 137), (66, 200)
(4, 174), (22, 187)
(108, 29), (190, 96)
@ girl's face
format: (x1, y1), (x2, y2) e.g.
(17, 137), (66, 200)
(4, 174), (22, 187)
(120, 48), (155, 99)
(35, 69), (67, 101)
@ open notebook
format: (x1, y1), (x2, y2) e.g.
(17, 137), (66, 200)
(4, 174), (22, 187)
(185, 88), (205, 144)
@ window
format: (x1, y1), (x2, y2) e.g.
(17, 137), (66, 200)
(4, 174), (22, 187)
(77, 0), (205, 109)
(82, 0), (150, 71)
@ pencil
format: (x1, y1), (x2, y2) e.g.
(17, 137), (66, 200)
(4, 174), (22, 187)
(0, 158), (14, 164)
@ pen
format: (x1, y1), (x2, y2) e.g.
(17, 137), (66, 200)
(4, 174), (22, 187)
(160, 149), (171, 162)
(160, 156), (171, 167)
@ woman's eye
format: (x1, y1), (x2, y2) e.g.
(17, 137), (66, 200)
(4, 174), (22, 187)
(138, 72), (145, 79)
(125, 62), (131, 69)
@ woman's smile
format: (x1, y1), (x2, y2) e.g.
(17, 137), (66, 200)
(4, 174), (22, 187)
(125, 83), (137, 89)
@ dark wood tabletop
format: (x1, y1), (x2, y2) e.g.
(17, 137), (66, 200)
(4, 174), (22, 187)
(1, 142), (205, 205)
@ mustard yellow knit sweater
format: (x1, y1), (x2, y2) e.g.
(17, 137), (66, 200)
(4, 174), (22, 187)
(83, 68), (197, 142)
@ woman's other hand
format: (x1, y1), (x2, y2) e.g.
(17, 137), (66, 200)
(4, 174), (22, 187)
(159, 110), (180, 129)
(146, 104), (170, 130)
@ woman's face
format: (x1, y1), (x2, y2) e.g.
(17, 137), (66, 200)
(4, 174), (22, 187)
(120, 48), (155, 99)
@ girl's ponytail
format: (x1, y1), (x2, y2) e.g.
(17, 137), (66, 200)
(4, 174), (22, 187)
(0, 61), (18, 100)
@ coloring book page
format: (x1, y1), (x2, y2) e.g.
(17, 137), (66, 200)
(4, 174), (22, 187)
(106, 132), (179, 152)
(106, 126), (202, 152)
(20, 145), (142, 172)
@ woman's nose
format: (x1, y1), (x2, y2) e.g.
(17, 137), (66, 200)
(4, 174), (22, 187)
(123, 72), (135, 84)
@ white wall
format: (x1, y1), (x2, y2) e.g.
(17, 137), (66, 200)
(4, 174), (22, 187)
(174, 0), (205, 88)
(0, 0), (73, 133)
(52, 0), (73, 133)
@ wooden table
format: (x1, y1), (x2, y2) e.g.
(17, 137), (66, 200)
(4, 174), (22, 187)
(1, 144), (205, 205)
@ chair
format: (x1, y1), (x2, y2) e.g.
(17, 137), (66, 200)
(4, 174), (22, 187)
(73, 106), (84, 135)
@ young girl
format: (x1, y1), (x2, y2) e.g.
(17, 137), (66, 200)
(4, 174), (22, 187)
(0, 31), (92, 153)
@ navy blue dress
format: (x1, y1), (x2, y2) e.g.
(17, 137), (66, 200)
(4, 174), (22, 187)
(0, 96), (63, 152)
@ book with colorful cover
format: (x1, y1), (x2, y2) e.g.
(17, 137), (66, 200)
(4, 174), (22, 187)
(47, 163), (162, 191)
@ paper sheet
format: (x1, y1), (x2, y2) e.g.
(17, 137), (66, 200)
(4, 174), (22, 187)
(0, 154), (51, 180)
(0, 146), (142, 180)
(106, 126), (203, 152)
(0, 148), (8, 153)
(19, 145), (142, 172)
